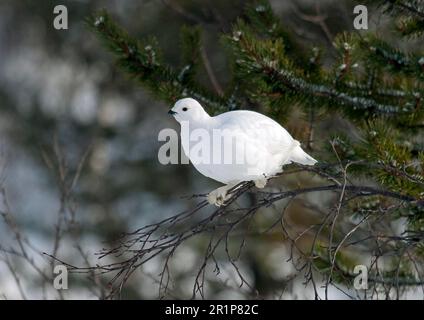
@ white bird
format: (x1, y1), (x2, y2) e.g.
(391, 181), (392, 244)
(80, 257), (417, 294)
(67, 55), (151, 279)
(169, 98), (317, 206)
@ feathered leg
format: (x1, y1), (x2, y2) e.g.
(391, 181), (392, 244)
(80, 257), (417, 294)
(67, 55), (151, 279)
(207, 183), (238, 207)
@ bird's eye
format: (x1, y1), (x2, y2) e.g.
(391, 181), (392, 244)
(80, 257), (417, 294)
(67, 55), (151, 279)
(182, 107), (188, 112)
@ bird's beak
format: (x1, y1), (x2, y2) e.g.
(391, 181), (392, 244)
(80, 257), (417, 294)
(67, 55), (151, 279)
(168, 110), (177, 115)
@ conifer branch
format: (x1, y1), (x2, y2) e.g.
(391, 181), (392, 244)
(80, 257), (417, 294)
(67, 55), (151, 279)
(87, 10), (227, 113)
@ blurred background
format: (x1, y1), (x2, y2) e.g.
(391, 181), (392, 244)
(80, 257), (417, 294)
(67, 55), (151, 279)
(0, 0), (413, 299)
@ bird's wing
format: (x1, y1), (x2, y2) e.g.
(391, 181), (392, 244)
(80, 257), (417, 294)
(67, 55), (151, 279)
(215, 110), (294, 155)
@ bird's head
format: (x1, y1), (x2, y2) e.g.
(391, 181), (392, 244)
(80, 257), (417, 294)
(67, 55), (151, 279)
(168, 98), (210, 123)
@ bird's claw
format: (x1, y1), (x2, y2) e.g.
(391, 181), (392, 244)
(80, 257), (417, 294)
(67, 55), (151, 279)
(207, 187), (233, 207)
(254, 177), (267, 189)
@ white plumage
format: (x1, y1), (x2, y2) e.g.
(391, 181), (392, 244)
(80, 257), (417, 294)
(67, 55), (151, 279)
(169, 98), (317, 206)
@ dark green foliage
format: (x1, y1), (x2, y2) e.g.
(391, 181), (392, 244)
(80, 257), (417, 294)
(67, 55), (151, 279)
(398, 16), (424, 37)
(86, 10), (225, 112)
(358, 35), (423, 80)
(366, 0), (424, 37)
(369, 0), (424, 19)
(179, 25), (202, 84)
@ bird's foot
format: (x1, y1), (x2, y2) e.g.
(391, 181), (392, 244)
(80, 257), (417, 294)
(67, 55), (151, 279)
(207, 185), (233, 207)
(254, 177), (268, 189)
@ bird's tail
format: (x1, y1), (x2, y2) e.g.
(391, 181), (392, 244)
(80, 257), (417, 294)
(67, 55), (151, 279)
(289, 140), (317, 166)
